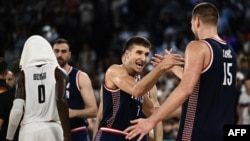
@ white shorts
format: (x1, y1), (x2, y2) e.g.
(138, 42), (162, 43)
(19, 122), (63, 141)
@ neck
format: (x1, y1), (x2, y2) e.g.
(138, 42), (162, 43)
(198, 26), (219, 40)
(63, 64), (71, 73)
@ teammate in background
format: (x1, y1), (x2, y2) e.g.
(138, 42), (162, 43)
(6, 35), (71, 141)
(125, 2), (237, 141)
(0, 57), (15, 141)
(53, 38), (97, 141)
(93, 36), (184, 141)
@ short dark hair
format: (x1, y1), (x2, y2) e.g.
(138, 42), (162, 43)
(121, 36), (151, 55)
(192, 2), (219, 26)
(0, 57), (8, 74)
(53, 38), (71, 50)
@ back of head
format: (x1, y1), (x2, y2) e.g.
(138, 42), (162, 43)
(0, 57), (7, 75)
(20, 35), (59, 70)
(121, 36), (151, 55)
(192, 2), (219, 26)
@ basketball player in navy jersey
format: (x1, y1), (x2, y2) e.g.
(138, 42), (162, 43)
(125, 2), (237, 141)
(53, 39), (97, 141)
(93, 36), (184, 141)
(6, 35), (71, 141)
(92, 85), (163, 141)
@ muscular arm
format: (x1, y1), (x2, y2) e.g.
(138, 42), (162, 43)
(69, 71), (97, 119)
(55, 68), (71, 141)
(150, 41), (208, 125)
(125, 41), (210, 140)
(105, 53), (184, 97)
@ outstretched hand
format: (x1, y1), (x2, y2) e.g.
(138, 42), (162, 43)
(151, 49), (184, 71)
(151, 49), (172, 67)
(124, 118), (155, 141)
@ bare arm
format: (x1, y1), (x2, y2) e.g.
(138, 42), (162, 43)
(92, 87), (103, 140)
(55, 68), (71, 141)
(6, 72), (25, 141)
(125, 41), (210, 140)
(69, 71), (97, 119)
(105, 54), (184, 97)
(142, 94), (154, 117)
(150, 85), (163, 141)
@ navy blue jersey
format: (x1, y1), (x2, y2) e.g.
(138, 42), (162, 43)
(66, 67), (88, 129)
(99, 84), (145, 130)
(95, 75), (149, 141)
(177, 38), (237, 141)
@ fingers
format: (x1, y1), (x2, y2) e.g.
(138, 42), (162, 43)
(151, 54), (164, 67)
(125, 130), (142, 141)
(124, 125), (134, 133)
(126, 131), (145, 141)
(124, 119), (139, 133)
(130, 119), (139, 124)
(137, 134), (144, 141)
(165, 48), (172, 55)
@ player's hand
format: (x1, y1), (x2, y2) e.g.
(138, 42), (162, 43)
(124, 118), (155, 141)
(151, 54), (164, 67)
(162, 54), (184, 71)
(151, 49), (172, 67)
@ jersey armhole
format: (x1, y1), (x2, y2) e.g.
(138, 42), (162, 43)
(201, 40), (213, 73)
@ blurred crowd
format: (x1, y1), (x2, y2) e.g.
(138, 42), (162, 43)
(1, 0), (250, 140)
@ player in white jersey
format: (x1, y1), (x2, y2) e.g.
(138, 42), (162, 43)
(6, 35), (71, 141)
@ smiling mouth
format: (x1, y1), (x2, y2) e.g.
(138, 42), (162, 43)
(136, 62), (144, 69)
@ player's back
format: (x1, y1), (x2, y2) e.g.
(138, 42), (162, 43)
(177, 38), (237, 141)
(21, 63), (60, 125)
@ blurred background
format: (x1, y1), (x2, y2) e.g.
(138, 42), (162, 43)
(1, 0), (250, 140)
(1, 0), (250, 103)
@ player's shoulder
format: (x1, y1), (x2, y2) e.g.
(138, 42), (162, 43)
(186, 40), (210, 52)
(106, 64), (126, 75)
(188, 40), (208, 47)
(108, 64), (123, 71)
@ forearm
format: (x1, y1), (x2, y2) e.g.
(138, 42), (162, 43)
(133, 66), (165, 97)
(142, 95), (154, 117)
(92, 113), (102, 140)
(70, 107), (97, 119)
(57, 100), (71, 140)
(6, 99), (24, 140)
(172, 66), (183, 79)
(154, 121), (163, 141)
(150, 87), (188, 125)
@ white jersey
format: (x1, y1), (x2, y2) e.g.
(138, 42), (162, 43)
(21, 63), (60, 125)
